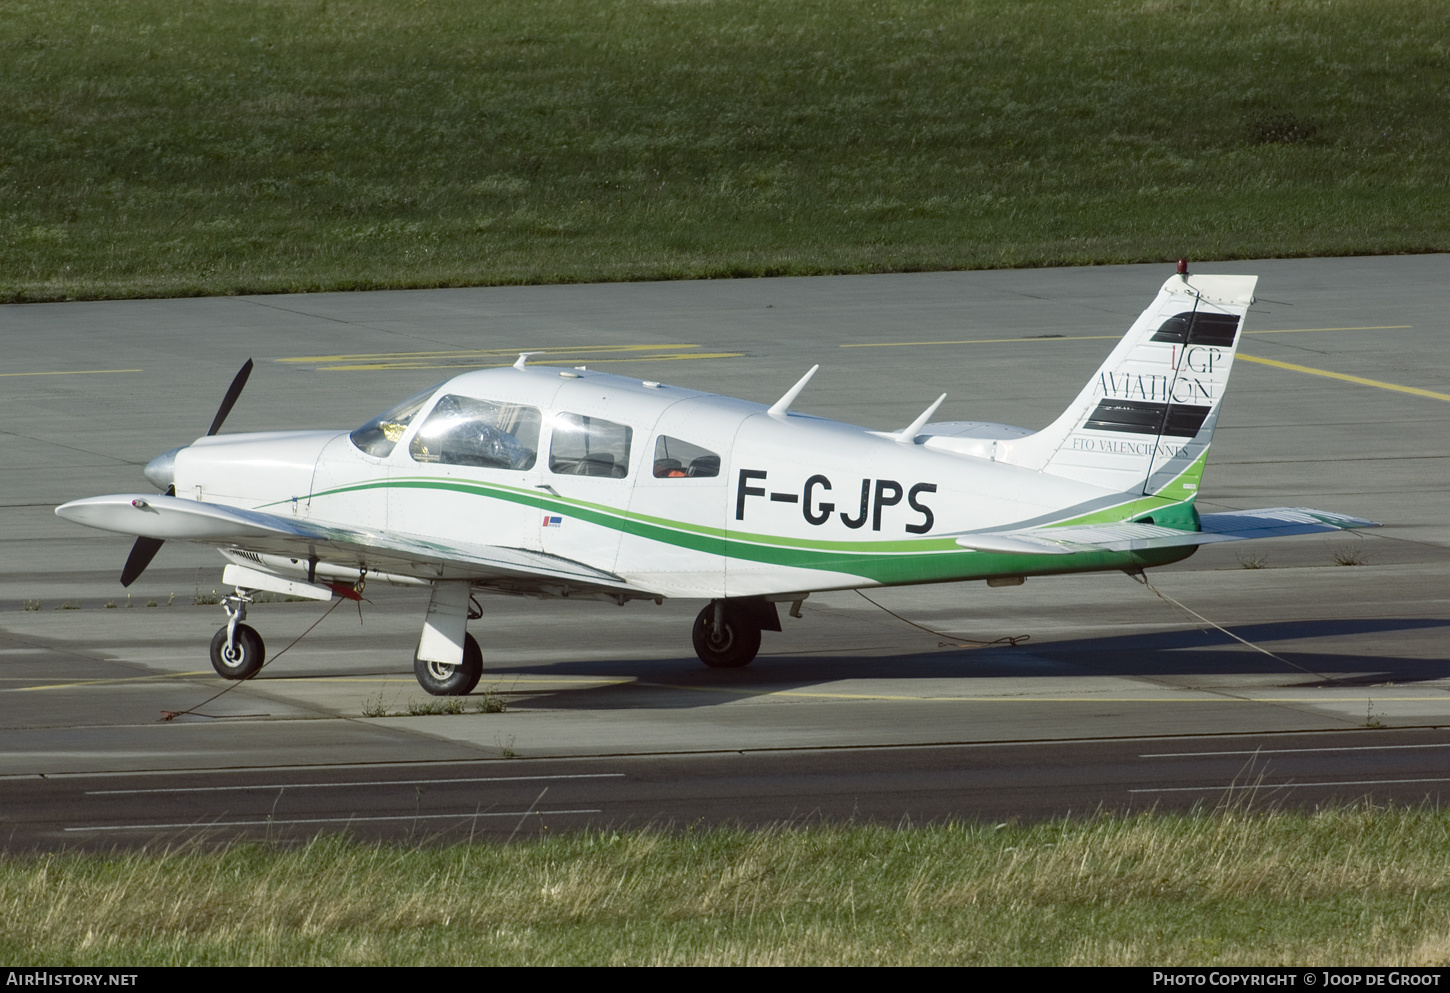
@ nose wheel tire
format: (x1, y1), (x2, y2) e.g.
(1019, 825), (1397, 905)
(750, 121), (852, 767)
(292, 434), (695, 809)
(692, 605), (761, 668)
(414, 632), (483, 696)
(209, 623), (266, 680)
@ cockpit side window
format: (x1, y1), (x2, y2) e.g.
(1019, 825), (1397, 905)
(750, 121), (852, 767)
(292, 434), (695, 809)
(652, 436), (720, 478)
(549, 412), (633, 478)
(349, 387), (438, 459)
(409, 395), (542, 470)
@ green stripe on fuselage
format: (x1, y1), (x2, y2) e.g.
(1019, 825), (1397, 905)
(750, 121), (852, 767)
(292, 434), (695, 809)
(284, 477), (1193, 586)
(1050, 448), (1209, 530)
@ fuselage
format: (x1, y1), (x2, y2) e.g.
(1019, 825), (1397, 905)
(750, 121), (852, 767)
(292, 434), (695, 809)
(170, 364), (1193, 599)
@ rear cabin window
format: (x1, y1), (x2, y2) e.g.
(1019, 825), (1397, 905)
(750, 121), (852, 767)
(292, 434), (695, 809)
(349, 387), (438, 459)
(549, 413), (633, 478)
(409, 395), (542, 470)
(652, 436), (720, 478)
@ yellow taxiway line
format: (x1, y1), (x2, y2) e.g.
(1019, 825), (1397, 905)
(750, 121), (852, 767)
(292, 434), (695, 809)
(1235, 354), (1450, 403)
(279, 343), (744, 371)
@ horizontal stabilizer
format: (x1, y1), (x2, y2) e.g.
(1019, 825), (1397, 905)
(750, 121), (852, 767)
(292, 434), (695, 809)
(955, 507), (1378, 555)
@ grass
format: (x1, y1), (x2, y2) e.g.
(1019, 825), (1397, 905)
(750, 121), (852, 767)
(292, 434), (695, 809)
(360, 690), (507, 717)
(1332, 543), (1373, 566)
(4, 0), (1449, 301)
(475, 685), (508, 714)
(5, 806), (1450, 965)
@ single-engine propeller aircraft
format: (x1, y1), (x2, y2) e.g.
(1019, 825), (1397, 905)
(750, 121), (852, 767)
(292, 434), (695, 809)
(58, 265), (1376, 695)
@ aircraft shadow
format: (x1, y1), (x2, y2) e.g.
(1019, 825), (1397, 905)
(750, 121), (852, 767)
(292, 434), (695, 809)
(479, 616), (1450, 712)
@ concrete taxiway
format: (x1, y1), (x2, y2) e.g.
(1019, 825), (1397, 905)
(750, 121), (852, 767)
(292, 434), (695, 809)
(2, 255), (1448, 843)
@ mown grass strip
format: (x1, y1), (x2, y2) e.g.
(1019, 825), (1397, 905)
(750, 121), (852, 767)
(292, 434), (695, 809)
(6, 807), (1450, 965)
(3, 0), (1448, 302)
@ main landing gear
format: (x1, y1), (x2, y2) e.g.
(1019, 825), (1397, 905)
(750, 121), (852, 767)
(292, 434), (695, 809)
(691, 597), (788, 669)
(414, 632), (483, 696)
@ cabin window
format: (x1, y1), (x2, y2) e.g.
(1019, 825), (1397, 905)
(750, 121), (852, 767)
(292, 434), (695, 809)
(549, 412), (632, 478)
(652, 436), (720, 478)
(409, 395), (542, 470)
(349, 387), (438, 459)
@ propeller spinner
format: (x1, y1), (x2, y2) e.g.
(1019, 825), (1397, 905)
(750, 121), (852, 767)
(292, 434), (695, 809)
(120, 359), (253, 587)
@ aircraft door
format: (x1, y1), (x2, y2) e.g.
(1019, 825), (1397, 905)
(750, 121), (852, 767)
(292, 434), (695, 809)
(537, 406), (643, 574)
(620, 399), (742, 598)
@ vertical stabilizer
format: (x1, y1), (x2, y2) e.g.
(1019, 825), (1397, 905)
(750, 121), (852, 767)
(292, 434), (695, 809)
(997, 272), (1257, 520)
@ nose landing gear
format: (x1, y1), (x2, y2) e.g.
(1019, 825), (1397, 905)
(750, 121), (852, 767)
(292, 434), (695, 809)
(210, 592), (266, 679)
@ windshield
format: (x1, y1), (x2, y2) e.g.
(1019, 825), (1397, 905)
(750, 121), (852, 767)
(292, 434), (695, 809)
(410, 395), (541, 470)
(348, 385), (440, 459)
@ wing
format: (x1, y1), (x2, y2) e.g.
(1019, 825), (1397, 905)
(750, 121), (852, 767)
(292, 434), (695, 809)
(55, 493), (637, 593)
(952, 507), (1379, 556)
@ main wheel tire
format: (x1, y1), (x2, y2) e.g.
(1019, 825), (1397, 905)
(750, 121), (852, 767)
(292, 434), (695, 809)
(413, 632), (483, 696)
(692, 604), (761, 668)
(209, 623), (266, 680)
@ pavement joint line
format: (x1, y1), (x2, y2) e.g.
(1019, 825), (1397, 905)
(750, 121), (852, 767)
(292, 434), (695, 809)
(17, 681), (1450, 704)
(279, 343), (704, 362)
(65, 808), (604, 832)
(1142, 742), (1450, 758)
(636, 682), (1450, 703)
(9, 672), (219, 691)
(1130, 776), (1450, 794)
(8, 674), (633, 691)
(1236, 353), (1450, 402)
(0, 369), (142, 378)
(839, 326), (1412, 349)
(843, 334), (1120, 348)
(86, 772), (627, 795)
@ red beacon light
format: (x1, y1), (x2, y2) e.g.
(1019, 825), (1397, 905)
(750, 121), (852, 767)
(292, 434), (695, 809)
(1176, 258), (1189, 275)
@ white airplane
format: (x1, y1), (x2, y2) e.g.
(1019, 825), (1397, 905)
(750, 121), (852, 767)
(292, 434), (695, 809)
(57, 266), (1375, 695)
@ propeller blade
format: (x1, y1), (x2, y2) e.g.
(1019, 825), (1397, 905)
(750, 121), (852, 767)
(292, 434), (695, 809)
(120, 536), (166, 588)
(207, 359), (254, 436)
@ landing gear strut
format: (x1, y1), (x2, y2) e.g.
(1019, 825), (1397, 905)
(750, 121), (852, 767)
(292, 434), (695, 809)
(210, 591), (266, 679)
